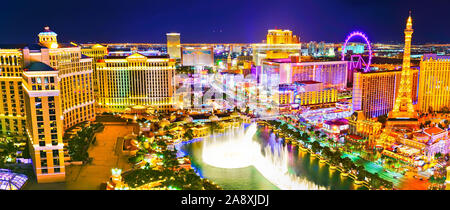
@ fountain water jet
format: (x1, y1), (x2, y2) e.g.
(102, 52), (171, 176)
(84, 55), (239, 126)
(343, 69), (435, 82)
(202, 123), (328, 190)
(202, 123), (259, 168)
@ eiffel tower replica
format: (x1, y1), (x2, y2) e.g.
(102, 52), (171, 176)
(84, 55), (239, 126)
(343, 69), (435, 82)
(386, 12), (419, 130)
(377, 13), (419, 149)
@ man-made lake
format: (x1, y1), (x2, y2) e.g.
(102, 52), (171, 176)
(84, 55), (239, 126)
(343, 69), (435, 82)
(178, 123), (365, 190)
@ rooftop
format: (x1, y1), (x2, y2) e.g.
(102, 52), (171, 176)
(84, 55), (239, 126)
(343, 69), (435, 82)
(324, 118), (348, 126)
(0, 169), (28, 190)
(422, 54), (450, 61)
(413, 132), (428, 137)
(347, 134), (364, 140)
(38, 26), (57, 36)
(103, 53), (169, 60)
(24, 62), (55, 72)
(424, 126), (445, 136)
(295, 80), (322, 85)
(0, 43), (46, 50)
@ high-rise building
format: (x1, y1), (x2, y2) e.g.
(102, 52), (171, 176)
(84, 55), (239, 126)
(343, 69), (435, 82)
(387, 13), (419, 128)
(96, 53), (176, 112)
(417, 54), (450, 112)
(166, 33), (181, 59)
(31, 27), (96, 130)
(0, 48), (27, 145)
(342, 43), (365, 54)
(278, 81), (337, 110)
(81, 44), (108, 61)
(81, 44), (108, 97)
(0, 27), (96, 182)
(353, 70), (400, 119)
(23, 62), (65, 183)
(266, 29), (299, 44)
(181, 46), (214, 67)
(262, 58), (349, 90)
(353, 69), (419, 119)
(253, 29), (301, 66)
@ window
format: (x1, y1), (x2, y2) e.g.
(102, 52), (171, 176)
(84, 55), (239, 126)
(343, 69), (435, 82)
(39, 141), (45, 146)
(41, 160), (47, 167)
(51, 134), (58, 140)
(40, 150), (46, 158)
(41, 168), (48, 174)
(36, 102), (42, 109)
(54, 168), (60, 173)
(53, 158), (60, 166)
(52, 150), (59, 157)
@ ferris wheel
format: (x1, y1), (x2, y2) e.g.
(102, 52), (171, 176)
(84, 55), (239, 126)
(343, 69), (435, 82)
(341, 31), (373, 72)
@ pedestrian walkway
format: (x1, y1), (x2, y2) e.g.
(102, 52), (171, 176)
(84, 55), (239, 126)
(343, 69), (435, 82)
(64, 124), (137, 190)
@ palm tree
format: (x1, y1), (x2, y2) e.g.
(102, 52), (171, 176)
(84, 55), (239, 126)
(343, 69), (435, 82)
(311, 141), (322, 154)
(322, 147), (332, 160)
(356, 166), (367, 181)
(183, 129), (194, 141)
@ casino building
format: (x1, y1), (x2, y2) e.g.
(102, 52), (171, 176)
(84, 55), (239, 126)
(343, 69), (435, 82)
(23, 62), (65, 183)
(181, 46), (214, 67)
(261, 58), (349, 91)
(417, 54), (450, 113)
(0, 27), (96, 182)
(96, 53), (176, 112)
(278, 81), (337, 111)
(352, 69), (419, 119)
(80, 44), (108, 96)
(166, 33), (181, 59)
(253, 29), (301, 66)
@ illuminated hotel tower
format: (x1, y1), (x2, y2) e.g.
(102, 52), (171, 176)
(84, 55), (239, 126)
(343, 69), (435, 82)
(96, 53), (176, 112)
(0, 27), (95, 183)
(23, 62), (65, 183)
(33, 27), (96, 130)
(253, 29), (301, 66)
(81, 44), (108, 98)
(0, 48), (27, 145)
(417, 54), (450, 112)
(387, 13), (418, 127)
(166, 33), (181, 59)
(352, 69), (419, 119)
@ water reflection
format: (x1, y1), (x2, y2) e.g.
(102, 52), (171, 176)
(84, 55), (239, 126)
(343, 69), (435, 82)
(178, 123), (366, 190)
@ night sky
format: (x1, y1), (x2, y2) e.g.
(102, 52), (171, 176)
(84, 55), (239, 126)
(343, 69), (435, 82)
(1, 0), (449, 44)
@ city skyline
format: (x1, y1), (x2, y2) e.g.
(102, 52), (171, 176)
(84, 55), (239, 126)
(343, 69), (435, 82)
(1, 0), (450, 44)
(1, 0), (450, 194)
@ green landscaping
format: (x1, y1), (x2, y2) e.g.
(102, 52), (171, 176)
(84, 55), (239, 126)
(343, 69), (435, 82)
(67, 122), (105, 163)
(267, 120), (394, 189)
